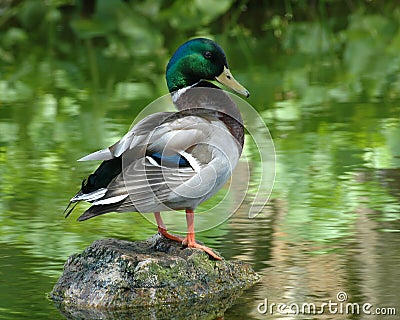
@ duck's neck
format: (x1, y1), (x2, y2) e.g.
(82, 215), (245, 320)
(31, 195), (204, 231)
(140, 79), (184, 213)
(170, 85), (196, 104)
(171, 81), (244, 149)
(171, 80), (221, 109)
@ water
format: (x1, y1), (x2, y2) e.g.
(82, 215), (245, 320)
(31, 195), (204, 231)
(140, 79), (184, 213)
(1, 3), (400, 319)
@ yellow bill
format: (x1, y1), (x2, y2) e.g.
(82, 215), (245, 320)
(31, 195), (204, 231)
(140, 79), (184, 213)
(215, 66), (249, 97)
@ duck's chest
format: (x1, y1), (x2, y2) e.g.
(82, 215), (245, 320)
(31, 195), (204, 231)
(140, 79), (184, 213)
(190, 118), (242, 171)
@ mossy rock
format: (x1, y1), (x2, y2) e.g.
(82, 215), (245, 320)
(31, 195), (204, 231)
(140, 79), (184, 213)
(50, 234), (259, 319)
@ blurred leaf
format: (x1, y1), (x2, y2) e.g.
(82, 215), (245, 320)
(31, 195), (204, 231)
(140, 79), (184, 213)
(70, 18), (110, 39)
(114, 82), (153, 101)
(17, 0), (47, 28)
(3, 27), (28, 47)
(163, 0), (233, 30)
(0, 80), (33, 103)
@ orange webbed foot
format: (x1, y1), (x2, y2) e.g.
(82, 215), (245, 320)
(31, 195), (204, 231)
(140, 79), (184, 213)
(183, 209), (223, 260)
(158, 227), (185, 243)
(182, 236), (222, 260)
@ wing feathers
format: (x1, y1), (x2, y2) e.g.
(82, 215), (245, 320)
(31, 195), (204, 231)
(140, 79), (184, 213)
(78, 149), (113, 161)
(67, 110), (227, 220)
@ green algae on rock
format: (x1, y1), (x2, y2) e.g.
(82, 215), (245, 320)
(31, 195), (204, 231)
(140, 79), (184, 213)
(50, 235), (259, 319)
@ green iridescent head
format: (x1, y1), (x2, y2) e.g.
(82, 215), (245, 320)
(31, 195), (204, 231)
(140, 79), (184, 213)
(166, 38), (249, 97)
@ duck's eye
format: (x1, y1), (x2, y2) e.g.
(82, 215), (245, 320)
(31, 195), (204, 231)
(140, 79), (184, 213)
(203, 51), (212, 59)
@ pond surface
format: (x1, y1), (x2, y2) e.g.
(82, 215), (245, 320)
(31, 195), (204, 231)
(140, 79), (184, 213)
(1, 3), (400, 319)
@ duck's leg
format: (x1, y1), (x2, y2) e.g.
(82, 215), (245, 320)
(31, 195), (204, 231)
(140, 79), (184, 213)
(182, 209), (222, 260)
(154, 212), (184, 242)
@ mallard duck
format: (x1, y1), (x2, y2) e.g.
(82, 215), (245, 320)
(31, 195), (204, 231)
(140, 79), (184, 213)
(65, 38), (249, 260)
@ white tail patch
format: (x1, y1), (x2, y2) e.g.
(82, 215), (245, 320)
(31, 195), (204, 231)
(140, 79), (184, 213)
(93, 194), (128, 206)
(70, 188), (108, 202)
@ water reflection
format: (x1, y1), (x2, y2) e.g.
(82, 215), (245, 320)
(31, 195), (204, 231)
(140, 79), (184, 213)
(2, 95), (400, 319)
(54, 287), (247, 320)
(224, 167), (400, 319)
(1, 100), (400, 319)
